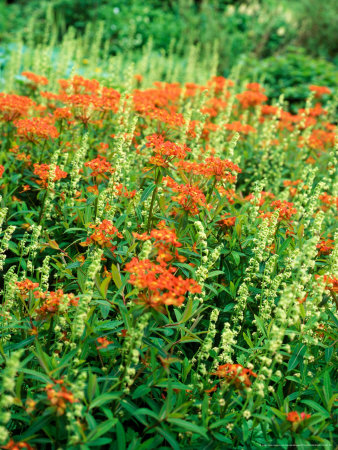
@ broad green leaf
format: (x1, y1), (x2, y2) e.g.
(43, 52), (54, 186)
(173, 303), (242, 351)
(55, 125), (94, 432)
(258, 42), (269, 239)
(301, 399), (330, 418)
(167, 418), (208, 438)
(90, 393), (122, 409)
(111, 264), (122, 289)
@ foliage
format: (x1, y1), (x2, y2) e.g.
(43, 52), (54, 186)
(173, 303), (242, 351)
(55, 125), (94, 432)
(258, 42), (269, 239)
(0, 0), (307, 70)
(242, 48), (338, 110)
(293, 0), (338, 61)
(0, 27), (337, 449)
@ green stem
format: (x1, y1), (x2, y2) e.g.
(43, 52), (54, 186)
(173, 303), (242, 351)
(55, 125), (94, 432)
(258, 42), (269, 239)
(147, 169), (162, 232)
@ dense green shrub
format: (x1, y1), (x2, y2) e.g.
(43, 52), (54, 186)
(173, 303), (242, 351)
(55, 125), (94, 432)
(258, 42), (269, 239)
(242, 48), (338, 109)
(293, 0), (338, 61)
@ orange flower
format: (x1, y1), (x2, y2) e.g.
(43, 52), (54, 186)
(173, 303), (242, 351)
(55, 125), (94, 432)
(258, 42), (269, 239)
(87, 185), (99, 195)
(97, 337), (114, 349)
(16, 279), (39, 295)
(33, 163), (68, 188)
(115, 183), (137, 198)
(225, 121), (256, 135)
(0, 93), (35, 122)
(125, 257), (201, 308)
(45, 382), (77, 416)
(216, 214), (236, 230)
(81, 220), (122, 248)
(84, 155), (114, 177)
(34, 289), (79, 317)
(309, 85), (331, 98)
(134, 74), (143, 83)
(315, 274), (338, 293)
(270, 200), (297, 222)
(286, 411), (311, 423)
(177, 157), (241, 183)
(22, 71), (49, 86)
(212, 363), (257, 388)
(14, 117), (59, 141)
(146, 134), (190, 167)
(53, 107), (72, 120)
(316, 239), (334, 255)
(0, 165), (4, 178)
(207, 76), (234, 93)
(163, 176), (208, 216)
(25, 398), (36, 414)
(1, 440), (34, 450)
(237, 83), (267, 108)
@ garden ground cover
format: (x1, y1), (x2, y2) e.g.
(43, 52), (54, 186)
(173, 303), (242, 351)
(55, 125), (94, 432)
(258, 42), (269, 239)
(0, 26), (337, 450)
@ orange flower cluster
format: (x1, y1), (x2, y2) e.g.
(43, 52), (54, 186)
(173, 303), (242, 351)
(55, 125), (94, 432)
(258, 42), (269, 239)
(45, 380), (77, 416)
(22, 71), (49, 86)
(315, 274), (338, 293)
(283, 179), (304, 197)
(316, 239), (334, 255)
(271, 200), (297, 222)
(212, 363), (257, 388)
(216, 213), (236, 230)
(53, 107), (72, 121)
(308, 129), (335, 151)
(97, 336), (114, 349)
(84, 155), (114, 177)
(133, 220), (186, 265)
(14, 117), (59, 141)
(145, 134), (190, 167)
(319, 192), (338, 211)
(81, 220), (122, 248)
(309, 85), (331, 98)
(237, 83), (267, 109)
(0, 165), (4, 178)
(39, 76), (121, 123)
(125, 257), (201, 308)
(34, 289), (79, 317)
(0, 93), (35, 122)
(260, 104), (279, 116)
(201, 97), (228, 117)
(116, 183), (137, 198)
(286, 411), (311, 423)
(133, 83), (184, 127)
(176, 156), (241, 183)
(2, 440), (34, 450)
(207, 76), (234, 93)
(225, 121), (256, 134)
(59, 75), (100, 94)
(164, 176), (208, 215)
(33, 163), (68, 188)
(16, 279), (39, 296)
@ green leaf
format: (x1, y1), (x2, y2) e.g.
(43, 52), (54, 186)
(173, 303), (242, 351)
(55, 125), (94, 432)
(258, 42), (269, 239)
(209, 415), (236, 429)
(86, 419), (117, 441)
(111, 264), (122, 289)
(89, 393), (122, 410)
(19, 368), (52, 384)
(325, 346), (333, 363)
(167, 418), (208, 438)
(99, 276), (111, 299)
(156, 427), (180, 450)
(140, 183), (156, 203)
(132, 385), (151, 399)
(287, 343), (306, 371)
(270, 407), (286, 420)
(301, 400), (330, 418)
(231, 252), (241, 266)
(295, 435), (309, 449)
(323, 371), (332, 406)
(116, 420), (125, 450)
